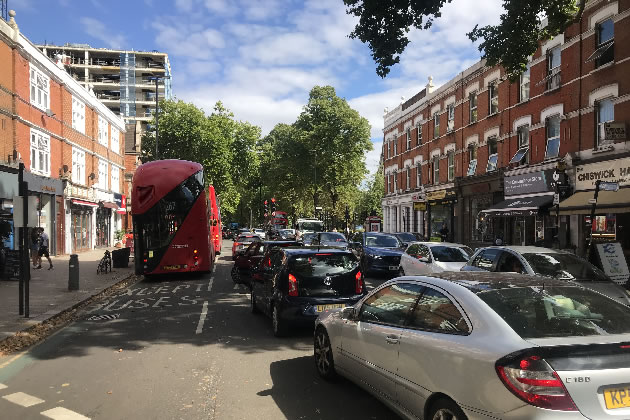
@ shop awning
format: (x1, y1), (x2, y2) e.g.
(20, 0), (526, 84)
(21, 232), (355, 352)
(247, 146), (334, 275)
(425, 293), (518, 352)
(101, 202), (118, 209)
(71, 199), (99, 208)
(558, 188), (630, 215)
(481, 195), (554, 216)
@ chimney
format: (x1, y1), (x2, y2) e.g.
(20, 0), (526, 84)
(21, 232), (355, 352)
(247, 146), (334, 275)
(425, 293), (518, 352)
(426, 76), (435, 94)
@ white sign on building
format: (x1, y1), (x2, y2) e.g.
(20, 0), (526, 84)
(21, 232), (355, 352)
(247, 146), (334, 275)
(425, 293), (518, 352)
(575, 157), (630, 191)
(596, 242), (630, 285)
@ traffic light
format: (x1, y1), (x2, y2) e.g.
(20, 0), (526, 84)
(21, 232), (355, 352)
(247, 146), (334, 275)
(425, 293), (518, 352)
(264, 200), (268, 217)
(271, 197), (276, 213)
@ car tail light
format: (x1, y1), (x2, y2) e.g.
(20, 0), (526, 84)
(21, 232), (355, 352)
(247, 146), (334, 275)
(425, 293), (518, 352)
(355, 271), (363, 294)
(288, 273), (298, 297)
(497, 355), (577, 411)
(234, 242), (241, 247)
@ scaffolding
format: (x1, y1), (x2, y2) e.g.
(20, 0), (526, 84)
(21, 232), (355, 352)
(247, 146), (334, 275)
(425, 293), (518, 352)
(120, 52), (136, 119)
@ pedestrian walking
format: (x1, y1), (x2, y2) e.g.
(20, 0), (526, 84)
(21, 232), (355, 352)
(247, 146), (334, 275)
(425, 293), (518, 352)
(36, 227), (53, 270)
(30, 228), (40, 267)
(439, 223), (449, 242)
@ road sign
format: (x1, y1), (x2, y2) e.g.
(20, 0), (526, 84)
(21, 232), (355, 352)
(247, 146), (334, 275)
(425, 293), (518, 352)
(600, 181), (619, 192)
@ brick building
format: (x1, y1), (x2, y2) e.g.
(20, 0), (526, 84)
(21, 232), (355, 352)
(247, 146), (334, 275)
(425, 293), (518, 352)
(0, 11), (126, 256)
(382, 0), (630, 258)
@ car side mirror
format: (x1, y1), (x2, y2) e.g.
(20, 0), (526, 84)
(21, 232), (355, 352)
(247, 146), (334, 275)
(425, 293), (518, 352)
(340, 306), (356, 320)
(418, 256), (431, 263)
(401, 242), (408, 248)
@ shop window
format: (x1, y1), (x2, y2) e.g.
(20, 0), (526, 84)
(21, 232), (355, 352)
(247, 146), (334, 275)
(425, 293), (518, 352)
(447, 151), (455, 181)
(546, 47), (561, 91)
(111, 167), (120, 193)
(72, 96), (85, 134)
(98, 159), (108, 190)
(488, 81), (499, 115)
(433, 112), (440, 139)
(416, 162), (422, 188)
(447, 104), (455, 132)
(406, 127), (412, 150)
(30, 65), (50, 111)
(587, 18), (614, 67)
(519, 65), (530, 102)
(416, 121), (422, 145)
(486, 137), (498, 172)
(469, 92), (478, 123)
(432, 156), (439, 185)
(545, 115), (561, 159)
(510, 125), (530, 165)
(467, 145), (477, 177)
(30, 128), (50, 176)
(596, 98), (614, 148)
(406, 167), (411, 191)
(586, 214), (616, 240)
(72, 147), (86, 185)
(111, 126), (120, 153)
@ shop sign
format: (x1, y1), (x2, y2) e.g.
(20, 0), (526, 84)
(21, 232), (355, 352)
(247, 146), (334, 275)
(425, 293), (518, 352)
(504, 170), (557, 196)
(595, 242), (630, 285)
(575, 157), (630, 190)
(411, 192), (425, 201)
(115, 194), (127, 214)
(413, 202), (426, 211)
(426, 189), (456, 201)
(604, 122), (626, 140)
(66, 184), (95, 201)
(94, 189), (115, 203)
(23, 172), (64, 195)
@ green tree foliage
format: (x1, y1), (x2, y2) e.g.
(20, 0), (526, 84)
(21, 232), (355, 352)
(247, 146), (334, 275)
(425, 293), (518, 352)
(141, 99), (260, 214)
(343, 0), (586, 80)
(357, 161), (384, 219)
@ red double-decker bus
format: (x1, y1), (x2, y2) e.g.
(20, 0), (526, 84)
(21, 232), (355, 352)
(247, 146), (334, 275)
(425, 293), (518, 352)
(270, 211), (288, 231)
(208, 185), (222, 254)
(132, 160), (215, 275)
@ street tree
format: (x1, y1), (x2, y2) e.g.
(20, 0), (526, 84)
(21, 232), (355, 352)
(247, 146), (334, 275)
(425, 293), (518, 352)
(357, 161), (384, 220)
(343, 0), (586, 80)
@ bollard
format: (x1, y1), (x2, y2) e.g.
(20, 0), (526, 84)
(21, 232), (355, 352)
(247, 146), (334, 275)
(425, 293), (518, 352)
(69, 254), (79, 290)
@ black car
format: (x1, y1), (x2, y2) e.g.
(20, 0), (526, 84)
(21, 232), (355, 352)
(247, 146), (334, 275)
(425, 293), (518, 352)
(250, 247), (366, 337)
(231, 240), (301, 287)
(310, 232), (349, 249)
(350, 232), (405, 277)
(391, 232), (418, 247)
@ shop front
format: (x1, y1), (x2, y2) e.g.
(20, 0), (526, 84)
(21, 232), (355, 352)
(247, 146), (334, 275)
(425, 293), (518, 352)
(65, 184), (98, 253)
(24, 172), (64, 255)
(456, 172), (503, 247)
(559, 156), (630, 260)
(0, 167), (19, 251)
(383, 191), (425, 235)
(425, 188), (456, 242)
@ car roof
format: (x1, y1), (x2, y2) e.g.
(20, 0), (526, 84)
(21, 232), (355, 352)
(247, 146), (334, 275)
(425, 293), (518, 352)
(474, 246), (562, 254)
(419, 271), (574, 293)
(410, 241), (469, 248)
(282, 246), (352, 255)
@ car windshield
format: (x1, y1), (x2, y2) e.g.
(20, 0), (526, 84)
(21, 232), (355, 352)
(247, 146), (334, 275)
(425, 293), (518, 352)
(365, 234), (400, 248)
(478, 285), (630, 338)
(302, 233), (316, 242)
(522, 253), (609, 282)
(395, 233), (417, 242)
(289, 253), (358, 276)
(319, 233), (347, 242)
(431, 246), (472, 262)
(300, 222), (323, 232)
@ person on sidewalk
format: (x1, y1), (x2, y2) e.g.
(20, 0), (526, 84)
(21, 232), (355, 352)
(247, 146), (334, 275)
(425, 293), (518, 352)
(30, 228), (40, 267)
(36, 227), (53, 270)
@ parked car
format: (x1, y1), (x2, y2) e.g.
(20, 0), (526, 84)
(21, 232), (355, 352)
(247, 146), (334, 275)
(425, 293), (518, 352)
(251, 247), (366, 337)
(310, 232), (349, 248)
(349, 232), (404, 277)
(399, 242), (473, 276)
(314, 271), (630, 419)
(231, 240), (300, 286)
(391, 232), (418, 247)
(461, 246), (630, 305)
(231, 234), (260, 260)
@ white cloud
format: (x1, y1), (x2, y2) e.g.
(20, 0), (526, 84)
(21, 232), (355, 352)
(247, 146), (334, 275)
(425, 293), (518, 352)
(204, 0), (238, 16)
(79, 17), (126, 49)
(364, 140), (382, 178)
(153, 21), (225, 59)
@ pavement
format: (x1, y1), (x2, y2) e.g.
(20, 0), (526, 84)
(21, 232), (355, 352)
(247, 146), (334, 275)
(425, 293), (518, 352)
(0, 247), (134, 342)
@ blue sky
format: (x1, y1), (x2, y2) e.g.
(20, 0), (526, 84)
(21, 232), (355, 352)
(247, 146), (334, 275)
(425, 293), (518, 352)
(14, 0), (503, 176)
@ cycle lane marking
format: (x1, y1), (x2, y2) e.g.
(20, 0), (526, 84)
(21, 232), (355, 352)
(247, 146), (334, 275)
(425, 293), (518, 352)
(195, 301), (209, 335)
(41, 406), (90, 420)
(2, 391), (44, 407)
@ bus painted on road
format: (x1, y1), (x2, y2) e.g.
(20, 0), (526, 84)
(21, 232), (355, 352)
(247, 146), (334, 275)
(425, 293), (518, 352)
(132, 160), (215, 275)
(208, 185), (222, 255)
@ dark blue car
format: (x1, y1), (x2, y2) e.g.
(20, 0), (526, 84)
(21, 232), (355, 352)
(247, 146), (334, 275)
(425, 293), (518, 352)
(350, 232), (405, 277)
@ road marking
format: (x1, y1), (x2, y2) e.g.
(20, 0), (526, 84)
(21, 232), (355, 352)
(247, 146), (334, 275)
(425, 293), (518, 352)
(0, 352), (25, 370)
(0, 383), (6, 390)
(41, 407), (91, 420)
(207, 276), (214, 292)
(2, 391), (45, 407)
(195, 301), (209, 334)
(212, 265), (216, 273)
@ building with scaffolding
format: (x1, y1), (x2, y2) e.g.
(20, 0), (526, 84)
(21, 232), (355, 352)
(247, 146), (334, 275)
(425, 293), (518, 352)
(36, 43), (172, 229)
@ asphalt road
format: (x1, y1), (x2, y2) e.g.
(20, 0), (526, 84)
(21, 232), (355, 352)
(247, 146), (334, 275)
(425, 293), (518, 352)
(0, 241), (398, 420)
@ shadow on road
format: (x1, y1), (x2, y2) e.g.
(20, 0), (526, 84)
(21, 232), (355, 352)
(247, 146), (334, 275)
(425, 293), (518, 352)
(257, 355), (399, 420)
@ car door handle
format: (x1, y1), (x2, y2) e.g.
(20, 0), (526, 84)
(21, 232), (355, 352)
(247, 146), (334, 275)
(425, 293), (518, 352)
(385, 334), (399, 344)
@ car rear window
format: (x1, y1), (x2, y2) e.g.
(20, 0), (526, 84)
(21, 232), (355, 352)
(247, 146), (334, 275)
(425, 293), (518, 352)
(478, 286), (630, 338)
(431, 246), (471, 262)
(288, 253), (360, 297)
(522, 253), (609, 282)
(366, 234), (400, 248)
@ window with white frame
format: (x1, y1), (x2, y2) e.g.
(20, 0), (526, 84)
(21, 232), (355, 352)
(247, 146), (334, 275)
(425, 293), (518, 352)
(387, 140), (390, 159)
(111, 166), (120, 193)
(486, 137), (498, 172)
(469, 92), (477, 123)
(416, 162), (422, 188)
(72, 147), (86, 185)
(433, 112), (440, 139)
(596, 98), (614, 148)
(447, 104), (455, 132)
(545, 115), (561, 159)
(98, 159), (108, 190)
(519, 65), (530, 102)
(29, 65), (49, 111)
(406, 167), (411, 190)
(593, 18), (614, 67)
(393, 172), (398, 191)
(98, 116), (108, 146)
(488, 81), (499, 115)
(467, 145), (477, 176)
(394, 137), (398, 155)
(72, 96), (85, 134)
(447, 151), (455, 181)
(547, 47), (561, 90)
(511, 125), (530, 165)
(406, 127), (412, 150)
(30, 128), (50, 176)
(416, 121), (422, 145)
(433, 156), (439, 185)
(387, 174), (391, 194)
(111, 125), (120, 153)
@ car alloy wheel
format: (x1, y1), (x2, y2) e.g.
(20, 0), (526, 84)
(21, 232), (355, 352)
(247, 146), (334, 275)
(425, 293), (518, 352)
(314, 328), (336, 380)
(430, 398), (467, 420)
(272, 305), (286, 337)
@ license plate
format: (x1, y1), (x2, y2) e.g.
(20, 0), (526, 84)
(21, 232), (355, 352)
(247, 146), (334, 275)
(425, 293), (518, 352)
(604, 386), (630, 409)
(389, 266), (398, 271)
(163, 265), (181, 270)
(316, 304), (345, 312)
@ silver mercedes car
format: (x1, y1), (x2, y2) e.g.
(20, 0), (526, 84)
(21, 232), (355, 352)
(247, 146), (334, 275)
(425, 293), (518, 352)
(314, 271), (630, 420)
